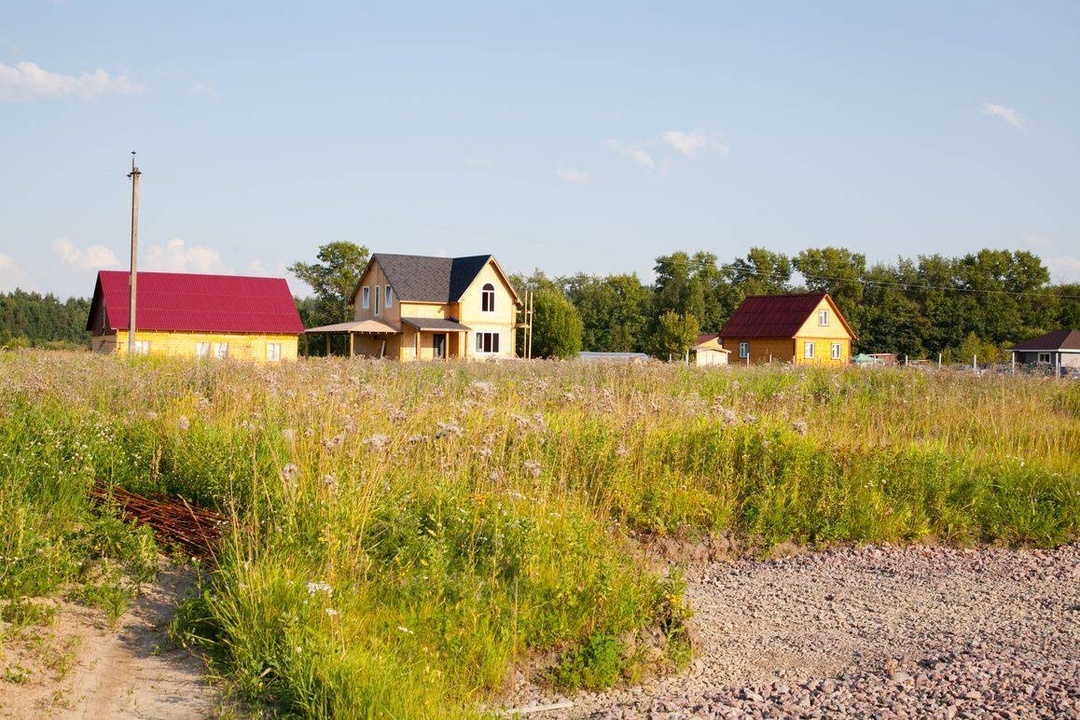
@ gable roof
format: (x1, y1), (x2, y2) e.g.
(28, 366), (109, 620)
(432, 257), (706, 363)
(350, 253), (519, 305)
(1010, 329), (1080, 352)
(87, 271), (304, 335)
(718, 293), (856, 340)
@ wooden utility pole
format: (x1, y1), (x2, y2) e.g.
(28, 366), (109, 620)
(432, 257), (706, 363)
(127, 152), (141, 357)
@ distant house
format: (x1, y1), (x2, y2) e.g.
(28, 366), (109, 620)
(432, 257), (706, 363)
(1009, 329), (1080, 371)
(693, 333), (730, 366)
(307, 253), (519, 360)
(87, 270), (304, 361)
(719, 293), (856, 366)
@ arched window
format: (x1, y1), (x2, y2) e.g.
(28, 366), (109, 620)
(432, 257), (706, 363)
(481, 283), (495, 312)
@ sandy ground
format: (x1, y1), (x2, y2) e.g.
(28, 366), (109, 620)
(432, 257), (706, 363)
(0, 564), (218, 719)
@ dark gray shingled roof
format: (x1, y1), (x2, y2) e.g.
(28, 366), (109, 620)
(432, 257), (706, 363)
(1010, 329), (1080, 352)
(369, 253), (495, 303)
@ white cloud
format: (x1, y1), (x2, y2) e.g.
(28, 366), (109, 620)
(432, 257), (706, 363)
(464, 156), (493, 170)
(1045, 255), (1080, 284)
(603, 139), (669, 176)
(1021, 234), (1053, 248)
(0, 252), (37, 292)
(247, 260), (288, 276)
(556, 166), (590, 186)
(53, 237), (123, 272)
(983, 103), (1028, 132)
(662, 129), (731, 158)
(0, 61), (147, 102)
(144, 239), (227, 274)
(188, 81), (216, 98)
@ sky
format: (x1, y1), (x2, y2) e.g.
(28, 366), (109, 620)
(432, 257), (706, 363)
(1, 1), (1078, 300)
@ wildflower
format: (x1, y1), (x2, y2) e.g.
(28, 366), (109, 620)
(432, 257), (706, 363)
(488, 470), (505, 483)
(281, 428), (296, 444)
(792, 419), (809, 436)
(323, 474), (339, 495)
(470, 380), (495, 397)
(325, 607), (339, 617)
(435, 421), (462, 439)
(524, 460), (542, 478)
(281, 463), (299, 483)
(322, 433), (345, 450)
(176, 415), (190, 432)
(363, 434), (390, 451)
(397, 626), (413, 634)
(305, 581), (332, 597)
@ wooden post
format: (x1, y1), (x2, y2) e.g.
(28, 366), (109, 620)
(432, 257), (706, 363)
(349, 332), (354, 357)
(127, 152), (141, 357)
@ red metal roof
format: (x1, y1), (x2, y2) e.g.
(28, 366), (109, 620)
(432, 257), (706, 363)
(718, 293), (855, 339)
(88, 271), (305, 335)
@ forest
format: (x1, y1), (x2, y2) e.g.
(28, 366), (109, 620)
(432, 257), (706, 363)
(3, 245), (1078, 361)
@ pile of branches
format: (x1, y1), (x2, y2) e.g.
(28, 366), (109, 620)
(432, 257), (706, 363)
(90, 482), (227, 560)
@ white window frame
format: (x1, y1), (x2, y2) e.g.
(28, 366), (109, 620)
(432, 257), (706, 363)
(831, 343), (842, 360)
(475, 332), (500, 354)
(738, 342), (749, 359)
(214, 342), (229, 359)
(805, 342), (815, 359)
(195, 342), (211, 358)
(481, 283), (496, 313)
(818, 309), (829, 326)
(1037, 352), (1051, 363)
(267, 342), (282, 362)
(385, 285), (393, 308)
(133, 340), (150, 356)
(362, 286), (370, 309)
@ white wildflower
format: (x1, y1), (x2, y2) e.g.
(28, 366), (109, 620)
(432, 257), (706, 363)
(524, 460), (542, 479)
(281, 463), (299, 483)
(363, 434), (390, 451)
(177, 415), (190, 432)
(305, 581), (332, 597)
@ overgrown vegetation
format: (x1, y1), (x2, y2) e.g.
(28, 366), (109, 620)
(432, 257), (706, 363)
(1, 351), (1077, 717)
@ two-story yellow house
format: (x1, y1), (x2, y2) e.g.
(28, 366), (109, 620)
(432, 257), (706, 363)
(719, 292), (855, 366)
(310, 254), (520, 360)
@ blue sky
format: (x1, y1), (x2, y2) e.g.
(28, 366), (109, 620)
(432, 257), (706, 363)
(2, 1), (1078, 299)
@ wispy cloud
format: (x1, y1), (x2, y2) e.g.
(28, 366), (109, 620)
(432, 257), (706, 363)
(662, 129), (730, 158)
(0, 252), (36, 292)
(556, 166), (590, 186)
(144, 239), (227, 273)
(188, 81), (216, 98)
(0, 61), (147, 102)
(983, 103), (1028, 132)
(53, 237), (122, 271)
(1022, 234), (1053, 248)
(1045, 255), (1080, 284)
(464, 156), (493, 170)
(603, 139), (669, 176)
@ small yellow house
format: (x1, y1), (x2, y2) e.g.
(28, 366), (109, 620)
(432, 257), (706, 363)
(87, 270), (304, 361)
(694, 333), (730, 366)
(308, 253), (520, 360)
(719, 293), (855, 366)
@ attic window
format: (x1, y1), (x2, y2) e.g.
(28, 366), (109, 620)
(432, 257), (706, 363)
(362, 287), (371, 309)
(386, 286), (393, 308)
(818, 309), (829, 326)
(481, 283), (495, 312)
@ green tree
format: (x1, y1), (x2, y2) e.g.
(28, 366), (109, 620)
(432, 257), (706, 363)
(564, 273), (651, 352)
(794, 247), (867, 334)
(531, 288), (583, 359)
(718, 247), (793, 320)
(648, 311), (700, 361)
(288, 241), (370, 327)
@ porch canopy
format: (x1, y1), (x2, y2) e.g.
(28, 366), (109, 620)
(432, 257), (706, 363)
(304, 318), (399, 356)
(399, 317), (471, 332)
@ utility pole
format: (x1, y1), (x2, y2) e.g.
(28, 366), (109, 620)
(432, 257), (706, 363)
(127, 152), (141, 357)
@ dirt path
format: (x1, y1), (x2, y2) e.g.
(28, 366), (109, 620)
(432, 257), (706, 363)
(1, 565), (218, 719)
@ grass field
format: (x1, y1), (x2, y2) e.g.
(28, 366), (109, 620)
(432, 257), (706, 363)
(1, 351), (1077, 716)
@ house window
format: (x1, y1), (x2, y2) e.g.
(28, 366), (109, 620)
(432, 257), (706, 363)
(831, 343), (842, 360)
(214, 342), (229, 359)
(1038, 352), (1051, 363)
(195, 342), (211, 358)
(738, 342), (749, 359)
(818, 310), (829, 326)
(481, 283), (495, 313)
(267, 343), (282, 362)
(133, 340), (149, 356)
(385, 286), (393, 308)
(374, 286), (381, 315)
(476, 332), (500, 353)
(362, 287), (370, 309)
(804, 342), (815, 359)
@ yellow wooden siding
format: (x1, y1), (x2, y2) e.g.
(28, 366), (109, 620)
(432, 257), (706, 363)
(456, 261), (517, 359)
(98, 331), (298, 361)
(794, 297), (853, 340)
(353, 263), (401, 324)
(724, 337), (796, 364)
(792, 337), (850, 366)
(396, 301), (448, 320)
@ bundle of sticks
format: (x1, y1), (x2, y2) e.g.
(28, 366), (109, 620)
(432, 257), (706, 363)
(90, 481), (227, 560)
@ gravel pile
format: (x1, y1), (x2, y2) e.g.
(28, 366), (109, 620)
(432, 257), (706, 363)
(503, 543), (1080, 719)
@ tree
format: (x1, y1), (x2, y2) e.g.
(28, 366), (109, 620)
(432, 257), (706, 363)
(564, 272), (651, 352)
(287, 241), (370, 327)
(648, 311), (700, 360)
(531, 288), (583, 358)
(718, 247), (793, 319)
(794, 247), (867, 334)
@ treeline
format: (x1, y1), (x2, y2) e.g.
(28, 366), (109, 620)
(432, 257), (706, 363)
(512, 247), (1080, 360)
(0, 290), (91, 349)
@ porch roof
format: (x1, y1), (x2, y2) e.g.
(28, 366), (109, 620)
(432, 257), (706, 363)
(400, 317), (472, 332)
(305, 319), (400, 334)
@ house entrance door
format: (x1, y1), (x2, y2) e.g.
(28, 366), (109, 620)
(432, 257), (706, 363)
(433, 333), (447, 359)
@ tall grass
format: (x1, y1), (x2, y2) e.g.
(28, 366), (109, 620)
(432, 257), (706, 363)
(1, 351), (1076, 716)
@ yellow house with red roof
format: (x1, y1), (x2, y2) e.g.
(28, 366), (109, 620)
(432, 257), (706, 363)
(719, 293), (855, 366)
